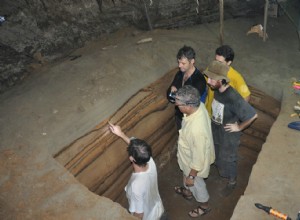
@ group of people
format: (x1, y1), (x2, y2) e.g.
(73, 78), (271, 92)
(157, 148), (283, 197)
(108, 45), (258, 220)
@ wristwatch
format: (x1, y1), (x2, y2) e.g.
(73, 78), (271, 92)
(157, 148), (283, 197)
(188, 175), (195, 180)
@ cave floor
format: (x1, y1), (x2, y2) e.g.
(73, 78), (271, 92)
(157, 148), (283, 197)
(158, 144), (257, 220)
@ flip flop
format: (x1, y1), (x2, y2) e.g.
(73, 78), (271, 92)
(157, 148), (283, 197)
(174, 186), (193, 200)
(288, 121), (300, 131)
(188, 206), (211, 218)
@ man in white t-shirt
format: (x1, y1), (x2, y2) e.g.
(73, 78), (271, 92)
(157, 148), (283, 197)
(109, 122), (164, 220)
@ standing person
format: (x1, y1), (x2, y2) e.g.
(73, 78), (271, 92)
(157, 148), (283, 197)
(167, 45), (207, 130)
(108, 122), (164, 220)
(204, 60), (257, 197)
(205, 45), (251, 116)
(173, 85), (215, 218)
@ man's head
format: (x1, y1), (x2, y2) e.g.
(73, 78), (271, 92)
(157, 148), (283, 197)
(177, 45), (196, 73)
(215, 45), (234, 66)
(175, 85), (200, 113)
(204, 60), (230, 90)
(127, 139), (152, 167)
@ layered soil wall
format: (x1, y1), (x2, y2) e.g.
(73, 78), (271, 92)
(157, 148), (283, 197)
(54, 68), (280, 210)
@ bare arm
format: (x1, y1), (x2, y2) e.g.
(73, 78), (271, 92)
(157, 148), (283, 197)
(108, 122), (130, 144)
(238, 113), (257, 130)
(224, 114), (258, 132)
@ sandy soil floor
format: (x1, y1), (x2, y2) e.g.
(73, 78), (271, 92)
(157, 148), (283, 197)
(0, 15), (299, 219)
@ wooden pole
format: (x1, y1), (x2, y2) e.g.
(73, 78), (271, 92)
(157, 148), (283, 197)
(142, 0), (153, 31)
(219, 0), (224, 45)
(263, 0), (269, 42)
(297, 17), (300, 51)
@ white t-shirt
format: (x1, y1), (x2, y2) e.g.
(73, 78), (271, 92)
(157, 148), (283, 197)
(125, 157), (164, 220)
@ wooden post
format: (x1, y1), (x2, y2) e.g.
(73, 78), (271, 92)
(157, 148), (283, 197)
(141, 0), (153, 31)
(297, 17), (300, 51)
(219, 0), (224, 45)
(263, 0), (269, 42)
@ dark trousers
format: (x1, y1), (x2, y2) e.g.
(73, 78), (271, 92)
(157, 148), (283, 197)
(214, 142), (238, 181)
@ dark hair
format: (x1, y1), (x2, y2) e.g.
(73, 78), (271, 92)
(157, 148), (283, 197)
(176, 85), (200, 107)
(127, 139), (152, 166)
(177, 45), (196, 61)
(215, 45), (235, 62)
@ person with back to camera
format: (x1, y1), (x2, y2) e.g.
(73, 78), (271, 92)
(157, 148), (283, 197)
(173, 85), (215, 218)
(204, 60), (257, 197)
(108, 122), (164, 220)
(205, 45), (251, 116)
(166, 45), (207, 130)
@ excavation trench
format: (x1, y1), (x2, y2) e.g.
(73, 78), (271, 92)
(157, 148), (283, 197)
(54, 68), (280, 219)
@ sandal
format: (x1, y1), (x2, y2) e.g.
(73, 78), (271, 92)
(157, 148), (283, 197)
(188, 206), (211, 218)
(174, 186), (193, 200)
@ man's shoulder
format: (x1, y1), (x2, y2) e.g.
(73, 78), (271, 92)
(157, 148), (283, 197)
(192, 67), (205, 80)
(191, 105), (211, 125)
(228, 66), (243, 79)
(227, 86), (242, 96)
(194, 67), (203, 75)
(219, 86), (242, 101)
(227, 66), (250, 98)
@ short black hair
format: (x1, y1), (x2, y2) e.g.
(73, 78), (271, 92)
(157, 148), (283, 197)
(177, 45), (196, 61)
(215, 45), (235, 62)
(127, 139), (152, 166)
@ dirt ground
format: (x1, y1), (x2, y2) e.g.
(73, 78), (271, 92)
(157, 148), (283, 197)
(0, 15), (300, 219)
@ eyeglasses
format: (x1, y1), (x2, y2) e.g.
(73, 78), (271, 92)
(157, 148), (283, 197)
(172, 93), (200, 106)
(175, 98), (199, 106)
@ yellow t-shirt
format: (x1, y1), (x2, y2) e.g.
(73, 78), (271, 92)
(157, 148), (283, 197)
(205, 66), (251, 116)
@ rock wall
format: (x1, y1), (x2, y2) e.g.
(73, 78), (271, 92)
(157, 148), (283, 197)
(0, 0), (264, 93)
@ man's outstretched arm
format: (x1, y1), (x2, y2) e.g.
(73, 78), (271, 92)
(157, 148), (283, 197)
(108, 122), (130, 144)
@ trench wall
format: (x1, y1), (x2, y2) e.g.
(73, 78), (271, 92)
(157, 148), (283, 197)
(54, 68), (280, 208)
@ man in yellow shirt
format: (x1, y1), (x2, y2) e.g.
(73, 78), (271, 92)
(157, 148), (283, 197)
(205, 45), (251, 116)
(173, 85), (215, 217)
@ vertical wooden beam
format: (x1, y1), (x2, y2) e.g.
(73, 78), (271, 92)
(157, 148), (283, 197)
(141, 0), (153, 31)
(219, 0), (224, 45)
(297, 17), (300, 51)
(263, 0), (269, 42)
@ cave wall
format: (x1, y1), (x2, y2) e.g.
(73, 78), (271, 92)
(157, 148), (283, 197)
(0, 0), (264, 93)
